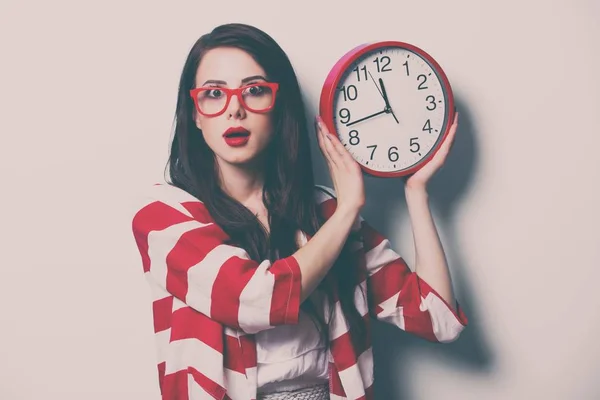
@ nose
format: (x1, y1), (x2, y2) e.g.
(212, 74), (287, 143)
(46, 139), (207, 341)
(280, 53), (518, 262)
(226, 92), (246, 120)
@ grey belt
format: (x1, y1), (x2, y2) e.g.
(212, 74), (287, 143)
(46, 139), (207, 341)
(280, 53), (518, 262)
(257, 383), (330, 400)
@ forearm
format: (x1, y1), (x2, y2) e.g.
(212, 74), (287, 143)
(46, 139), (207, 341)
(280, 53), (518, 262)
(293, 206), (358, 302)
(405, 186), (456, 309)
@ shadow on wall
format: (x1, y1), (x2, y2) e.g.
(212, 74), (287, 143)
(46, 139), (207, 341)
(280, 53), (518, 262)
(307, 94), (492, 399)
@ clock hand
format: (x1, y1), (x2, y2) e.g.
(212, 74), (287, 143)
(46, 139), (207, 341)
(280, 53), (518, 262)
(368, 71), (400, 125)
(368, 71), (385, 98)
(346, 109), (387, 126)
(379, 78), (400, 124)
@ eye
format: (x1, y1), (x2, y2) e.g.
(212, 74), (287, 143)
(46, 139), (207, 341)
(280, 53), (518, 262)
(245, 85), (265, 96)
(206, 88), (224, 98)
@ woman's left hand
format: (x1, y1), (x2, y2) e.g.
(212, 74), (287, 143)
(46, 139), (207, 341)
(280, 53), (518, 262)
(404, 111), (459, 190)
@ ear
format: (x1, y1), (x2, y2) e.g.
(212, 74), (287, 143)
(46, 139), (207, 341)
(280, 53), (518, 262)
(193, 111), (202, 131)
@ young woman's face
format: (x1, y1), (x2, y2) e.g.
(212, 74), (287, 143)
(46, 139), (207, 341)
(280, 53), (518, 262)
(193, 47), (276, 167)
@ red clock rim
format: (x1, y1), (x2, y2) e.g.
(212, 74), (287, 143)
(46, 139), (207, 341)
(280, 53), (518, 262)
(319, 40), (455, 178)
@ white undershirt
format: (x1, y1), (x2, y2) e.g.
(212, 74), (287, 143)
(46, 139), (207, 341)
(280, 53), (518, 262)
(255, 298), (329, 394)
(256, 232), (329, 394)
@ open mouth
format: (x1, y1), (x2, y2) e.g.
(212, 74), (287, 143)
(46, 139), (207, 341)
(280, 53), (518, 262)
(224, 132), (250, 138)
(223, 127), (250, 138)
(223, 127), (251, 146)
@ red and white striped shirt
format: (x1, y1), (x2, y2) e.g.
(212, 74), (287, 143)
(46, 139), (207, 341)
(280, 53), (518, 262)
(131, 183), (468, 400)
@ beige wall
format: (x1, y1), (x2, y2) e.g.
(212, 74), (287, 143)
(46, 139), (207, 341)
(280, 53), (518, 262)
(1, 0), (599, 398)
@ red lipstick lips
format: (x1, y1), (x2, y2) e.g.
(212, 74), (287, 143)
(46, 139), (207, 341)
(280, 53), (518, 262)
(223, 126), (251, 147)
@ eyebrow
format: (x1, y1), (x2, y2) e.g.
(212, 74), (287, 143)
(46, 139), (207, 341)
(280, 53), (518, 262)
(201, 75), (268, 86)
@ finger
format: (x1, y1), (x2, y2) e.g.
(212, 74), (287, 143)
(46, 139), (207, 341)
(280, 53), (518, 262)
(315, 118), (330, 159)
(328, 134), (357, 170)
(322, 129), (341, 168)
(317, 120), (354, 167)
(449, 126), (457, 151)
(317, 116), (345, 166)
(449, 112), (458, 133)
(435, 131), (457, 166)
(315, 119), (326, 151)
(448, 118), (458, 149)
(445, 126), (457, 148)
(316, 118), (339, 168)
(324, 130), (346, 159)
(441, 115), (458, 150)
(318, 133), (335, 172)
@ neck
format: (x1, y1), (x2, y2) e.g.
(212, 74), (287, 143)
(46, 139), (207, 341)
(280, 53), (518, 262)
(216, 157), (266, 206)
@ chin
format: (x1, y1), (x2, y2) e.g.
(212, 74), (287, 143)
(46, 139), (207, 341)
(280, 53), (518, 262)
(220, 144), (270, 165)
(218, 151), (262, 167)
(227, 157), (256, 166)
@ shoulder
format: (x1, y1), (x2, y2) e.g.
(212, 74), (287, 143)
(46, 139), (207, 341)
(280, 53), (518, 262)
(131, 181), (212, 225)
(146, 182), (203, 205)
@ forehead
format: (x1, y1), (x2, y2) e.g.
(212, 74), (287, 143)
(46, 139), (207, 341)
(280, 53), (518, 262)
(195, 47), (266, 86)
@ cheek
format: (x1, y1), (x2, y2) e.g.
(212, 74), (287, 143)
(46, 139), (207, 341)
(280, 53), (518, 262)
(196, 117), (222, 149)
(256, 116), (275, 141)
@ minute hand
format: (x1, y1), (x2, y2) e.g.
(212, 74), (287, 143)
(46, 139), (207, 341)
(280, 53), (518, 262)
(346, 109), (386, 126)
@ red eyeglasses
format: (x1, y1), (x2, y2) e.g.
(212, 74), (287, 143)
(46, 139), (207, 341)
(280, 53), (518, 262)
(189, 82), (280, 117)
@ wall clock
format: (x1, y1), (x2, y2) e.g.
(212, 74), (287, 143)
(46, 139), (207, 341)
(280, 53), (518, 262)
(319, 41), (455, 177)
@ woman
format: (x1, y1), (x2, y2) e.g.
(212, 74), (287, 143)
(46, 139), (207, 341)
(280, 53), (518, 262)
(131, 22), (468, 400)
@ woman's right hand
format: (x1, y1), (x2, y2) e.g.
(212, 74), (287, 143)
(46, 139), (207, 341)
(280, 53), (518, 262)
(315, 115), (365, 216)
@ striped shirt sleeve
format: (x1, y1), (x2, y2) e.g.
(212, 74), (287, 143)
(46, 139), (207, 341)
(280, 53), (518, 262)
(131, 184), (302, 334)
(315, 184), (467, 343)
(361, 218), (468, 343)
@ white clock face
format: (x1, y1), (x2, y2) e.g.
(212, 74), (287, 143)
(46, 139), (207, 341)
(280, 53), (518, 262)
(332, 46), (450, 174)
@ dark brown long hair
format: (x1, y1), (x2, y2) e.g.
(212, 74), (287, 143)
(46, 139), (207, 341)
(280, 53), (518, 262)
(165, 23), (365, 345)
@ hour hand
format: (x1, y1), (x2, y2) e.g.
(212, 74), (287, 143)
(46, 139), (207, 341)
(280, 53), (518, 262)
(379, 78), (399, 124)
(367, 71), (399, 124)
